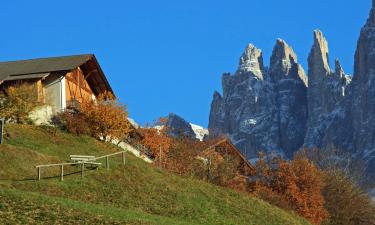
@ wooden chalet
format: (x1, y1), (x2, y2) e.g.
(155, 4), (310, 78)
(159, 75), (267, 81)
(0, 54), (113, 123)
(201, 138), (255, 177)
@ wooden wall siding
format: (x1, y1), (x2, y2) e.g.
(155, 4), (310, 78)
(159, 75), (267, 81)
(36, 80), (44, 102)
(65, 67), (94, 105)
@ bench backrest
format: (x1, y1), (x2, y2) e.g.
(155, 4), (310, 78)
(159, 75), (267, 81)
(70, 155), (96, 162)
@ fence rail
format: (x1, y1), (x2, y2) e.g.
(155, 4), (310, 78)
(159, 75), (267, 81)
(35, 151), (127, 181)
(125, 138), (154, 159)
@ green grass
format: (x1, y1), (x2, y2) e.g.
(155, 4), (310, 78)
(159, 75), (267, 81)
(0, 124), (311, 225)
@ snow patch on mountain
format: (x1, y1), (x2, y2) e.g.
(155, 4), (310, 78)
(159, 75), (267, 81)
(190, 123), (209, 141)
(128, 118), (140, 128)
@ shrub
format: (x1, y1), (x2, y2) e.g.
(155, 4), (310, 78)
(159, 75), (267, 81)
(54, 111), (91, 136)
(321, 169), (375, 225)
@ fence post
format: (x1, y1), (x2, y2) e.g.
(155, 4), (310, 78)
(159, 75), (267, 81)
(106, 156), (109, 170)
(81, 163), (84, 178)
(159, 146), (162, 168)
(60, 165), (64, 181)
(207, 156), (212, 181)
(38, 167), (41, 181)
(122, 152), (126, 165)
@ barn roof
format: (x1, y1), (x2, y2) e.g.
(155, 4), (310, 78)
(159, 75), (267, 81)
(203, 138), (255, 175)
(0, 54), (113, 95)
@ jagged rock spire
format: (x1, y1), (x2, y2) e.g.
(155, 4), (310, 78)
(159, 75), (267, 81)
(237, 44), (265, 80)
(368, 0), (375, 27)
(334, 59), (345, 78)
(268, 39), (308, 158)
(208, 1), (375, 181)
(270, 39), (298, 71)
(270, 39), (307, 86)
(208, 91), (224, 138)
(308, 30), (331, 80)
(355, 0), (375, 80)
(364, 0), (375, 27)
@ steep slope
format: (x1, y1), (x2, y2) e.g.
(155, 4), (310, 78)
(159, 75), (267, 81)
(270, 39), (308, 158)
(304, 30), (351, 149)
(0, 124), (309, 225)
(351, 0), (375, 180)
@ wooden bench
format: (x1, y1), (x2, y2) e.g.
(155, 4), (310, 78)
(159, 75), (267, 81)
(69, 155), (103, 169)
(70, 155), (96, 163)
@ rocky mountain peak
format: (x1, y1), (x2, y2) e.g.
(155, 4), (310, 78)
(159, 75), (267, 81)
(274, 39), (297, 57)
(355, 0), (375, 81)
(308, 30), (331, 80)
(208, 0), (375, 184)
(164, 113), (196, 139)
(334, 59), (344, 78)
(270, 39), (307, 85)
(237, 44), (264, 80)
(350, 0), (375, 181)
(365, 0), (375, 27)
(213, 91), (222, 100)
(270, 39), (298, 70)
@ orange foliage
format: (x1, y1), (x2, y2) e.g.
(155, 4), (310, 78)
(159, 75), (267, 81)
(138, 119), (172, 166)
(59, 111), (90, 136)
(164, 137), (209, 175)
(251, 153), (328, 225)
(80, 91), (132, 142)
(58, 91), (132, 142)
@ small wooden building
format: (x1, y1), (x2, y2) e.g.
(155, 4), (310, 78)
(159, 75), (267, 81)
(0, 54), (113, 123)
(200, 138), (255, 192)
(202, 138), (255, 177)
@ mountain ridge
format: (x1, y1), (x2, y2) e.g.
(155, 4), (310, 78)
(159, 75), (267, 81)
(208, 1), (375, 182)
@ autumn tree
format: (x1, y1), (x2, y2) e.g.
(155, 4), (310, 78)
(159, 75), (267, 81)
(322, 170), (375, 225)
(138, 118), (172, 167)
(299, 148), (375, 225)
(300, 147), (365, 186)
(165, 137), (209, 175)
(80, 91), (132, 142)
(250, 153), (328, 225)
(0, 83), (40, 124)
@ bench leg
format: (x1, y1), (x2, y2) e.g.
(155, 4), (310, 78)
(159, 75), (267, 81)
(38, 167), (41, 181)
(81, 163), (84, 178)
(61, 165), (64, 182)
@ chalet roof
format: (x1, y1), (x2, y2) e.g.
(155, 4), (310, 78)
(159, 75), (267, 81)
(0, 54), (113, 95)
(203, 138), (255, 172)
(0, 54), (92, 79)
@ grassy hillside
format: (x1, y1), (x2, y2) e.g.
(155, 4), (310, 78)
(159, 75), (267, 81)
(0, 124), (311, 225)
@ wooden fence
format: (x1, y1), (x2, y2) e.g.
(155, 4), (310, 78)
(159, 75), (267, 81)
(35, 151), (127, 181)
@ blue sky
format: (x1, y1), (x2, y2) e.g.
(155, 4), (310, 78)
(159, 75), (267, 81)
(0, 0), (371, 127)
